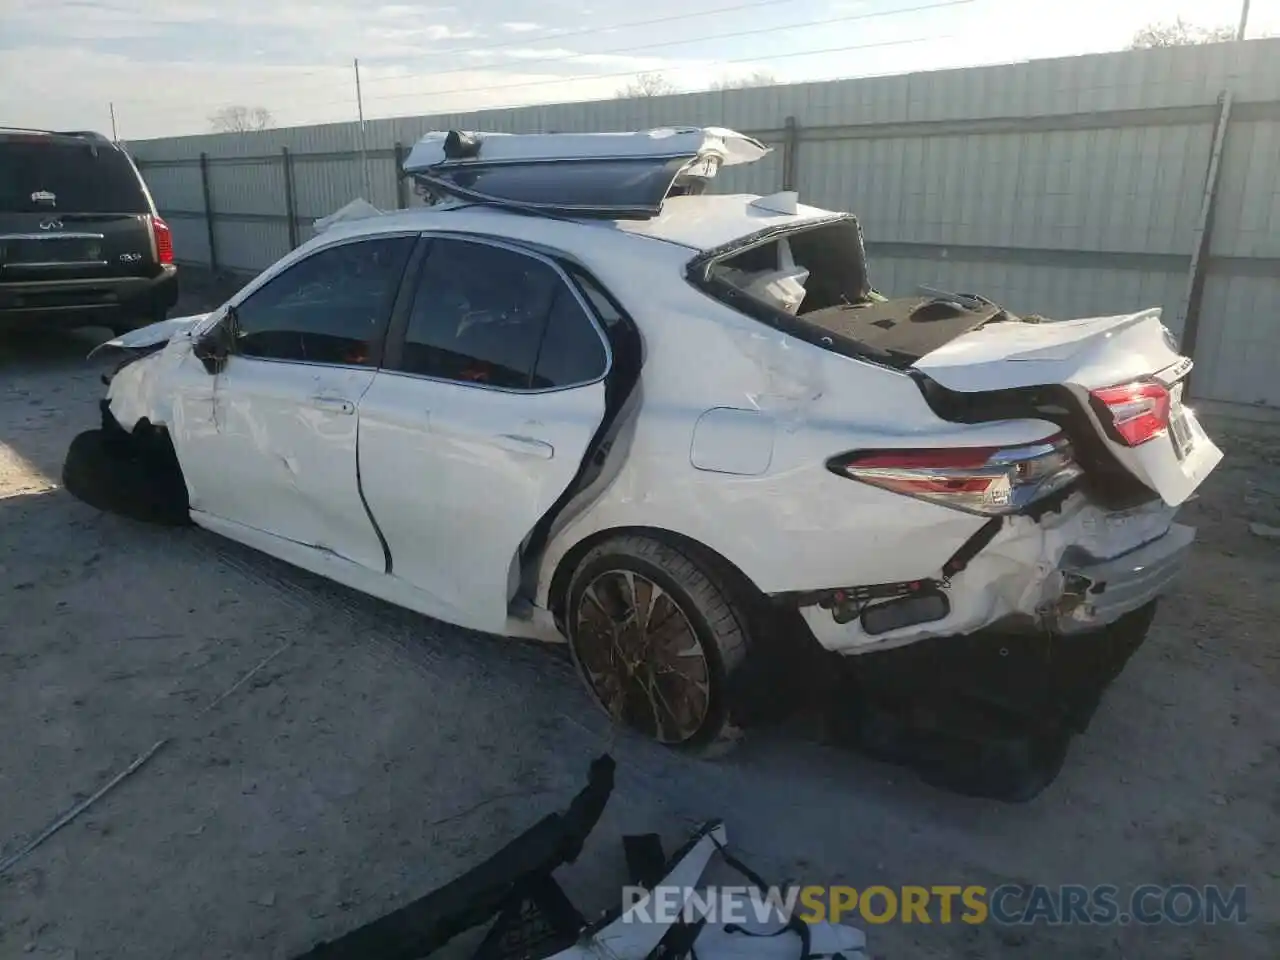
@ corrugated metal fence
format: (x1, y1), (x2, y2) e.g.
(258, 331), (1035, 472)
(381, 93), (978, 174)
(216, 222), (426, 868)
(129, 39), (1280, 414)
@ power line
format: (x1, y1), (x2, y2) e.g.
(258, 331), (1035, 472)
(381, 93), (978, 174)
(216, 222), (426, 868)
(113, 0), (808, 109)
(124, 0), (973, 122)
(358, 0), (809, 86)
(117, 30), (954, 132)
(361, 0), (973, 107)
(360, 0), (967, 96)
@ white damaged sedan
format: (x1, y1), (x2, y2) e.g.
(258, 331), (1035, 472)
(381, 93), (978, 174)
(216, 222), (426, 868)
(67, 127), (1222, 761)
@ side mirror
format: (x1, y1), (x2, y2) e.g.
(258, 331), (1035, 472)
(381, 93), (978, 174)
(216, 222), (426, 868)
(193, 314), (234, 375)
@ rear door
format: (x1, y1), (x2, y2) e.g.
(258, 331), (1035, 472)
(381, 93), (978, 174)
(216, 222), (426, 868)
(358, 235), (610, 632)
(0, 134), (158, 286)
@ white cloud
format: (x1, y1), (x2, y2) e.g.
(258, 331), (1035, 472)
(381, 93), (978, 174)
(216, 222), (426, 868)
(365, 24), (481, 45)
(12, 0), (1274, 142)
(494, 47), (579, 60)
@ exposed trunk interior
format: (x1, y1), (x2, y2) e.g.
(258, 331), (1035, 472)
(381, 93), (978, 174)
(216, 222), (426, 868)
(798, 296), (1005, 362)
(693, 218), (1023, 368)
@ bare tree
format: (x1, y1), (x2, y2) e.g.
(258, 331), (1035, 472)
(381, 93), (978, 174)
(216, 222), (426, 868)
(709, 71), (778, 91)
(615, 72), (678, 98)
(209, 105), (275, 133)
(1129, 18), (1236, 48)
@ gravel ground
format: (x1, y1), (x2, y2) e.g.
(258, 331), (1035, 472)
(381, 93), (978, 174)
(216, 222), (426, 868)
(0, 291), (1277, 959)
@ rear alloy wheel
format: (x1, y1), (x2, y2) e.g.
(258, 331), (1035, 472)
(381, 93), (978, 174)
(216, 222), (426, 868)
(565, 535), (751, 752)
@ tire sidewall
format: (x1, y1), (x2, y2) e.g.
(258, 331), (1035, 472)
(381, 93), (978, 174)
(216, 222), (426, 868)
(565, 544), (735, 750)
(63, 429), (190, 526)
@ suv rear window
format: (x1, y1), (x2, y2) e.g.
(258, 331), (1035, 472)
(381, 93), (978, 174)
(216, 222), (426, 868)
(0, 138), (150, 214)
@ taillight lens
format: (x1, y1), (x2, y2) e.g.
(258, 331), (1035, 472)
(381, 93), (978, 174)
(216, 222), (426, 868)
(151, 215), (174, 264)
(1090, 381), (1170, 446)
(828, 435), (1082, 515)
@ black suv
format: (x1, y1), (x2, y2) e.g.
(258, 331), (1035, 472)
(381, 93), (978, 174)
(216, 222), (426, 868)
(0, 128), (178, 334)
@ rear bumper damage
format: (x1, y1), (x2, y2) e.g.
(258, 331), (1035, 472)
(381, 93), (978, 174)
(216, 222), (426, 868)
(1051, 522), (1193, 634)
(776, 495), (1190, 800)
(794, 493), (1188, 655)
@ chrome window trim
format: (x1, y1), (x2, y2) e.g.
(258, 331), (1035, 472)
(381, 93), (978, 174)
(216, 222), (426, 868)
(2, 261), (109, 269)
(0, 232), (106, 241)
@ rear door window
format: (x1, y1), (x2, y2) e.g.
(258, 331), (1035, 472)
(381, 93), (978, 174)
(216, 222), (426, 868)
(390, 238), (607, 390)
(0, 139), (150, 213)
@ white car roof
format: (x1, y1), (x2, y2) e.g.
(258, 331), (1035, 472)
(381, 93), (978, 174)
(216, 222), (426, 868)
(608, 193), (844, 251)
(319, 193), (844, 257)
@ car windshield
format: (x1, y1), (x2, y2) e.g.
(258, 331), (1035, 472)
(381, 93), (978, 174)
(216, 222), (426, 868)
(0, 139), (150, 214)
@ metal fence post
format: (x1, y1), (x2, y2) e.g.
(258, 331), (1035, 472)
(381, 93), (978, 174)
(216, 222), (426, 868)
(199, 152), (219, 274)
(1180, 89), (1234, 391)
(782, 115), (799, 191)
(393, 141), (408, 209)
(282, 147), (299, 249)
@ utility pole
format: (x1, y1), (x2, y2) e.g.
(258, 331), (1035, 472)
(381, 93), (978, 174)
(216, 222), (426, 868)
(109, 102), (118, 140)
(354, 57), (372, 199)
(1237, 0), (1252, 40)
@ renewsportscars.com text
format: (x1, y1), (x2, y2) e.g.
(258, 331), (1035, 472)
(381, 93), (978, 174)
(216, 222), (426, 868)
(620, 884), (1248, 926)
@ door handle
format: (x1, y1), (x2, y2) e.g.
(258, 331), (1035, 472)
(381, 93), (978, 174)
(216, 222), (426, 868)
(493, 434), (554, 459)
(311, 395), (355, 415)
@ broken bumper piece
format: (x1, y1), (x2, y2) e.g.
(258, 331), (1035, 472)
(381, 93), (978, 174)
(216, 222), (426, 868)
(293, 754), (868, 960)
(1051, 523), (1194, 634)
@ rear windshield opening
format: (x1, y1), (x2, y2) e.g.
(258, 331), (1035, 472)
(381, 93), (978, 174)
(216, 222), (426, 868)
(0, 138), (149, 214)
(706, 219), (871, 318)
(702, 218), (1011, 367)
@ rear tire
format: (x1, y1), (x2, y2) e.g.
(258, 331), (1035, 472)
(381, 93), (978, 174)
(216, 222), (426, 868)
(62, 428), (191, 526)
(565, 535), (755, 754)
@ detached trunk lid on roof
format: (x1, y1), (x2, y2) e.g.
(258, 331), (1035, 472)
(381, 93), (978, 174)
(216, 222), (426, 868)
(402, 127), (769, 219)
(914, 307), (1222, 505)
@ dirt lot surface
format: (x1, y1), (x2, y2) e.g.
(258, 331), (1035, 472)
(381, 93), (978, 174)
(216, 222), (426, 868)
(1, 285), (1277, 959)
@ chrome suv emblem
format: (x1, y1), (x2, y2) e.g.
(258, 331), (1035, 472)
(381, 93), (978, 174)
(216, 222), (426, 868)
(39, 218), (64, 230)
(119, 252), (143, 263)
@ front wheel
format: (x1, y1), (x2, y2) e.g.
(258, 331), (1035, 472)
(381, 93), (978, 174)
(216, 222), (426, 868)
(565, 535), (754, 753)
(62, 428), (191, 526)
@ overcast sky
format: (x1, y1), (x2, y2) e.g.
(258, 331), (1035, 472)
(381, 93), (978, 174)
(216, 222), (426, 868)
(1, 0), (1275, 140)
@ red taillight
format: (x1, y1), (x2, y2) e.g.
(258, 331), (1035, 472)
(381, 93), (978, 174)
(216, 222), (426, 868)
(829, 435), (1082, 516)
(151, 215), (174, 264)
(1090, 381), (1169, 447)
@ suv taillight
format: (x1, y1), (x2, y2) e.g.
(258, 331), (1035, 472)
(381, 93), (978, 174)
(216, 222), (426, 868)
(1090, 381), (1170, 446)
(151, 215), (174, 264)
(828, 435), (1082, 516)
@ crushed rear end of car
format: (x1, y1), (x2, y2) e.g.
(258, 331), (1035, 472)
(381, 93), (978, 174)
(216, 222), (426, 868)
(689, 216), (1222, 798)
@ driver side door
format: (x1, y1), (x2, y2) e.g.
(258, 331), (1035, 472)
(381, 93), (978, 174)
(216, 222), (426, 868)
(178, 234), (418, 572)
